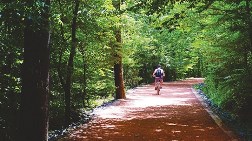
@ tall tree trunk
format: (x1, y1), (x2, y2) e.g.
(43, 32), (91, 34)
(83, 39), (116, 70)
(245, 0), (252, 73)
(246, 0), (252, 51)
(82, 63), (87, 107)
(64, 0), (80, 126)
(78, 46), (87, 108)
(19, 0), (50, 141)
(82, 54), (87, 107)
(113, 0), (126, 99)
(57, 0), (68, 93)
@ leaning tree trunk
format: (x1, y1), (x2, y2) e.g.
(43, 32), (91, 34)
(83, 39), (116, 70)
(113, 0), (126, 99)
(19, 0), (50, 141)
(64, 0), (80, 127)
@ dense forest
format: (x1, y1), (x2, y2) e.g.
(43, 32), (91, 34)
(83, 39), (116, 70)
(1, 0), (252, 140)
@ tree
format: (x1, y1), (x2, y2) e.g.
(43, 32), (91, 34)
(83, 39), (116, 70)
(63, 0), (80, 127)
(19, 0), (50, 141)
(113, 0), (126, 99)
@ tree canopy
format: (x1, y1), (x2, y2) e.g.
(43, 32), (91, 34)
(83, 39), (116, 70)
(0, 0), (252, 140)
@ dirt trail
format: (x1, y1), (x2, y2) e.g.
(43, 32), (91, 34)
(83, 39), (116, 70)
(58, 78), (240, 141)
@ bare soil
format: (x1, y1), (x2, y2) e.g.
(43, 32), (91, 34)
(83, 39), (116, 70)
(58, 78), (240, 141)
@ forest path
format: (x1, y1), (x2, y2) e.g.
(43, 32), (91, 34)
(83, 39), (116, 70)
(58, 78), (240, 141)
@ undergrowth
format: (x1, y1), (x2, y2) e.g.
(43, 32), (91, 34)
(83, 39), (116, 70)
(194, 83), (252, 140)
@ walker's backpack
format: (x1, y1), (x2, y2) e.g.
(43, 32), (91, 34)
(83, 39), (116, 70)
(155, 69), (162, 77)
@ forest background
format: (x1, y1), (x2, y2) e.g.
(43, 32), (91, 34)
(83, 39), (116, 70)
(0, 0), (252, 140)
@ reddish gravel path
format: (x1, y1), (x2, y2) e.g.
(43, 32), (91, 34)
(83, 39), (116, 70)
(58, 78), (240, 141)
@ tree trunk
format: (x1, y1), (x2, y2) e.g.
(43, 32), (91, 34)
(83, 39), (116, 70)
(79, 46), (87, 108)
(19, 1), (50, 141)
(113, 0), (126, 99)
(57, 0), (68, 93)
(246, 0), (252, 52)
(64, 0), (80, 127)
(245, 0), (252, 71)
(114, 60), (126, 99)
(82, 56), (87, 107)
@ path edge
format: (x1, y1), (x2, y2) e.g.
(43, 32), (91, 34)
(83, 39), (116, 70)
(191, 88), (240, 141)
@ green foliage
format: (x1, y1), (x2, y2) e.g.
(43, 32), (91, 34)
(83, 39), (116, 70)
(48, 0), (119, 128)
(0, 2), (24, 140)
(192, 0), (252, 122)
(1, 0), (252, 140)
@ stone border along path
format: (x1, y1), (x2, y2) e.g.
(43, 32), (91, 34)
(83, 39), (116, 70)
(191, 88), (239, 141)
(58, 78), (241, 141)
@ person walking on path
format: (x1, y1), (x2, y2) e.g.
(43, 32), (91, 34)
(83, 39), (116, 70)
(152, 64), (165, 90)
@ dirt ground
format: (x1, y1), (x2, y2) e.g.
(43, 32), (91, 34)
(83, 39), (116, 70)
(58, 78), (240, 141)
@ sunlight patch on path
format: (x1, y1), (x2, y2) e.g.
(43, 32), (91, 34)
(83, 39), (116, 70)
(58, 78), (239, 141)
(93, 86), (196, 119)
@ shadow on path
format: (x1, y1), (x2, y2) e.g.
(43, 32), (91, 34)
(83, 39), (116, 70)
(58, 78), (240, 141)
